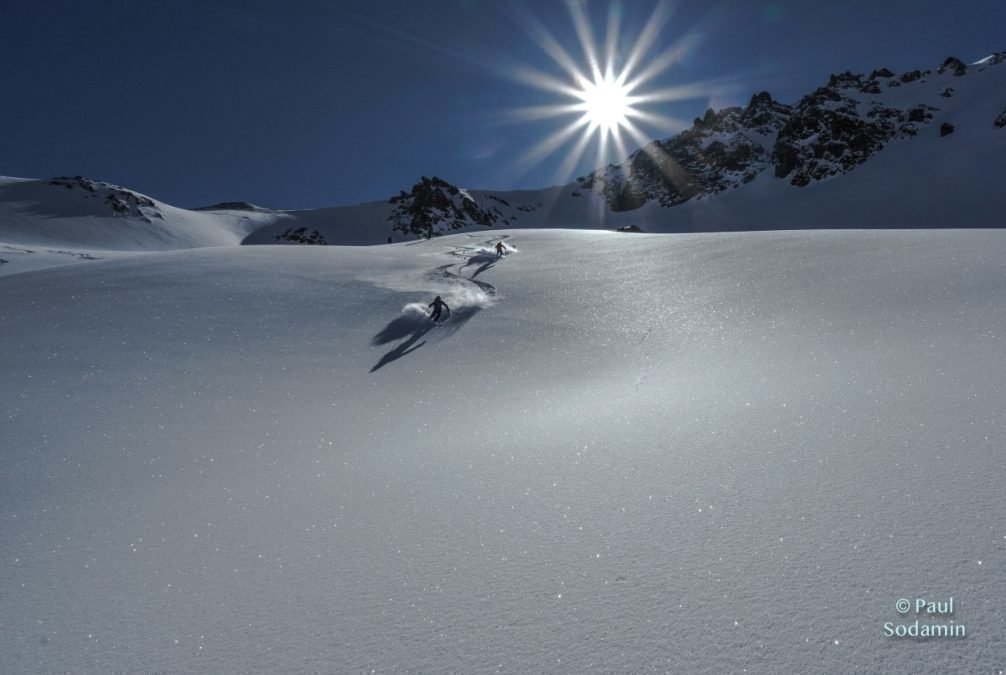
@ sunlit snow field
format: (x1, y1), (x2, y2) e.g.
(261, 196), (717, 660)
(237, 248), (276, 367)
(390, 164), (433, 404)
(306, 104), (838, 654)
(1, 229), (1004, 671)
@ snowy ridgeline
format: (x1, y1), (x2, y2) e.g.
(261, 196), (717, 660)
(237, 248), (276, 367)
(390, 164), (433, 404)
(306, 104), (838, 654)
(3, 52), (1006, 255)
(1, 229), (1004, 671)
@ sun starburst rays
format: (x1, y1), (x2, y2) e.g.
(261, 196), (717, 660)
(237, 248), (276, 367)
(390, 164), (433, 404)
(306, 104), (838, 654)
(498, 1), (718, 187)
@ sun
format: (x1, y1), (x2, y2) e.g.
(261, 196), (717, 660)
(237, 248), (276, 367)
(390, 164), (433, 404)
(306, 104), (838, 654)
(575, 74), (636, 133)
(500, 1), (716, 184)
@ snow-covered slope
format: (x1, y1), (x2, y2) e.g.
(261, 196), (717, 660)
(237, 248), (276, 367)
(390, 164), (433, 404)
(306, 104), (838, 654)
(0, 176), (270, 251)
(2, 230), (1004, 672)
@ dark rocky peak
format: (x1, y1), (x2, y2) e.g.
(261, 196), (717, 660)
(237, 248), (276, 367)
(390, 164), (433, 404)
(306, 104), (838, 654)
(806, 85), (843, 105)
(389, 176), (464, 208)
(691, 106), (741, 132)
(693, 107), (716, 127)
(741, 92), (792, 131)
(388, 176), (508, 239)
(938, 56), (967, 76)
(899, 69), (926, 84)
(827, 71), (864, 89)
(824, 68), (904, 96)
(683, 93), (790, 138)
(869, 68), (895, 79)
(408, 176), (455, 197)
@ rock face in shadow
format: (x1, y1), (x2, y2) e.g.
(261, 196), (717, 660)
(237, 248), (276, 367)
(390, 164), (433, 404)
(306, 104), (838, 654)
(771, 73), (940, 187)
(273, 227), (327, 245)
(388, 176), (509, 239)
(938, 56), (967, 77)
(577, 92), (791, 211)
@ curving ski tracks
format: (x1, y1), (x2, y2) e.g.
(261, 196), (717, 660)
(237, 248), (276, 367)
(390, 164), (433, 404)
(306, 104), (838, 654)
(370, 236), (511, 371)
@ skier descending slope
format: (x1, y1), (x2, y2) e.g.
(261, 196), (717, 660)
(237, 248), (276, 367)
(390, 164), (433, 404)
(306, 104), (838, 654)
(428, 295), (450, 324)
(495, 241), (506, 256)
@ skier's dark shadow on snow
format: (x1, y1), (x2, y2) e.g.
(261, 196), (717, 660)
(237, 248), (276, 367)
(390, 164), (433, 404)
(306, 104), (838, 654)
(461, 252), (500, 279)
(370, 316), (432, 372)
(369, 306), (481, 372)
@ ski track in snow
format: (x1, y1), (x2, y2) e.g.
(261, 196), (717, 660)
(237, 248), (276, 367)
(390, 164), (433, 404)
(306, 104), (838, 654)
(369, 237), (508, 371)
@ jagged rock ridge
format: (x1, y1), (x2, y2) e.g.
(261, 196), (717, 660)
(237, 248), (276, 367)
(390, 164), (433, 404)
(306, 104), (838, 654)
(772, 71), (940, 186)
(576, 92), (791, 211)
(575, 51), (1006, 210)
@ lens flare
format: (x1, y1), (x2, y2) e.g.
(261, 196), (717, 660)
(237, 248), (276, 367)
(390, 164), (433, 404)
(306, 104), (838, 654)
(496, 1), (730, 186)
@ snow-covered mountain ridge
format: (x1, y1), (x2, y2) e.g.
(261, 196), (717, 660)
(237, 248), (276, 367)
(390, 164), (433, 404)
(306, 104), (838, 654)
(2, 51), (1005, 256)
(0, 175), (274, 253)
(580, 52), (1006, 210)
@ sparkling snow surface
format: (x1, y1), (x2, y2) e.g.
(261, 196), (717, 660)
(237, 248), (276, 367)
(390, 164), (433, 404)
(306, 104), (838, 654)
(1, 230), (1004, 671)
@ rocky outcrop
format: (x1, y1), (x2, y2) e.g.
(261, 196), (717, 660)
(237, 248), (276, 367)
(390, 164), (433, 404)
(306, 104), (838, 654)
(388, 176), (508, 239)
(771, 73), (940, 186)
(273, 227), (327, 245)
(938, 56), (967, 77)
(899, 104), (939, 137)
(577, 92), (791, 211)
(940, 122), (955, 137)
(48, 176), (161, 222)
(995, 109), (1006, 128)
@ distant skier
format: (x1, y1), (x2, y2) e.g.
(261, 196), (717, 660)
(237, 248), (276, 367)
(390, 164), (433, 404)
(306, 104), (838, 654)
(495, 241), (506, 256)
(428, 295), (450, 323)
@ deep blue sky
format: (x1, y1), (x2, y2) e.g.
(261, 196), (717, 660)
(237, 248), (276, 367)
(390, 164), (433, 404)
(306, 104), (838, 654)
(2, 0), (1003, 208)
